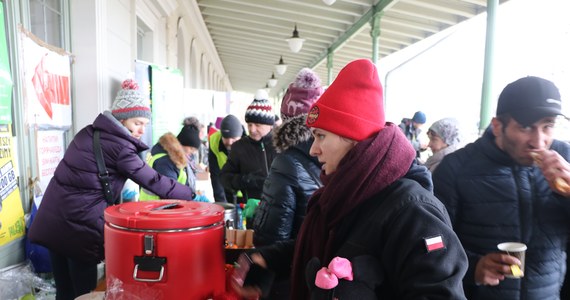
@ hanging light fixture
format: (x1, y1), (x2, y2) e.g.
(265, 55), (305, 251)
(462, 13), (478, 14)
(267, 73), (278, 88)
(274, 56), (287, 75)
(264, 83), (271, 93)
(322, 0), (336, 5)
(286, 24), (305, 53)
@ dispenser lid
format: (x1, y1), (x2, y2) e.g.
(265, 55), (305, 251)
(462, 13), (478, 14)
(104, 200), (224, 230)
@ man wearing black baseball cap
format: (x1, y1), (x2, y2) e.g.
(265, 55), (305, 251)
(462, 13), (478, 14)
(496, 76), (566, 127)
(433, 76), (570, 299)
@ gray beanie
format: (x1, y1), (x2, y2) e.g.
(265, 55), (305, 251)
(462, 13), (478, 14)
(220, 114), (244, 138)
(428, 118), (461, 146)
(111, 79), (151, 121)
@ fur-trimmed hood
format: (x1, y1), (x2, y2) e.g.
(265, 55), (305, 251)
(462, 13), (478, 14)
(153, 132), (188, 169)
(273, 113), (312, 153)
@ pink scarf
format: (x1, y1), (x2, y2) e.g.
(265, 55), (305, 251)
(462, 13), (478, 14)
(290, 123), (415, 299)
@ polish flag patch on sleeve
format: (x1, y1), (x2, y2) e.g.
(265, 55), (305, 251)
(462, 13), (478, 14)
(424, 235), (445, 253)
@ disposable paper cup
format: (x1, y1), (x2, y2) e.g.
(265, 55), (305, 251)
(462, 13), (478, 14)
(497, 242), (527, 278)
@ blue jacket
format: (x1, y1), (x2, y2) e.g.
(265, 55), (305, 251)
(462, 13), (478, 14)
(433, 129), (570, 300)
(28, 112), (194, 263)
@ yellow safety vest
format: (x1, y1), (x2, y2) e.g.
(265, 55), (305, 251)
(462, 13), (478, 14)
(209, 131), (242, 198)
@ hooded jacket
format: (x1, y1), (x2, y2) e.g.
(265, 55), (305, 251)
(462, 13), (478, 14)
(140, 132), (195, 200)
(433, 129), (570, 300)
(28, 112), (194, 263)
(253, 114), (322, 246)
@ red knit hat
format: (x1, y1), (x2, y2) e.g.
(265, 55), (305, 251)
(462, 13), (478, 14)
(306, 59), (385, 141)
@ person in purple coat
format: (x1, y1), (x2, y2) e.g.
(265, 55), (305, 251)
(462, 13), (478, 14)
(28, 79), (195, 300)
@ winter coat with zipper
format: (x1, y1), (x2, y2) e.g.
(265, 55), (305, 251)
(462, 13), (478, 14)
(253, 114), (322, 247)
(220, 132), (277, 201)
(433, 128), (570, 300)
(28, 112), (194, 263)
(257, 162), (468, 299)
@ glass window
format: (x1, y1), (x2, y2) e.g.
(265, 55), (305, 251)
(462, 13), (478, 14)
(29, 0), (63, 47)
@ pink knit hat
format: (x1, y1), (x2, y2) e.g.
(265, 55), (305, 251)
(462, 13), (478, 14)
(280, 68), (323, 121)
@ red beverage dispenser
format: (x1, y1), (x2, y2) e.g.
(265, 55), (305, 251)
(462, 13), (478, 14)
(104, 200), (225, 299)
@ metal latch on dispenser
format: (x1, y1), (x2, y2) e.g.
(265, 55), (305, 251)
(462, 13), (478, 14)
(133, 234), (166, 282)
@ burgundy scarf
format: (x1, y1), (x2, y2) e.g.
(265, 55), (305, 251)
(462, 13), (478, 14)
(290, 123), (415, 299)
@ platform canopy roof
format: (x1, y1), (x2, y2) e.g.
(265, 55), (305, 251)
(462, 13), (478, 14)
(197, 0), (508, 96)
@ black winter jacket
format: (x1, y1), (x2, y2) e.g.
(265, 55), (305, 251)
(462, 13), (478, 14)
(258, 163), (468, 299)
(253, 115), (322, 246)
(433, 129), (570, 300)
(220, 132), (277, 201)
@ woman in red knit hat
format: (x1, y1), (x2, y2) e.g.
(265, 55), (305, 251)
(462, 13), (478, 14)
(232, 59), (468, 299)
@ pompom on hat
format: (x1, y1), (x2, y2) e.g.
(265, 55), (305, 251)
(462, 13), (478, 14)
(280, 68), (324, 121)
(306, 59), (385, 141)
(245, 89), (275, 125)
(111, 79), (151, 121)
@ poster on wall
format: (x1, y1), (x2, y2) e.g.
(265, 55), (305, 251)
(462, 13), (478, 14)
(150, 65), (184, 144)
(0, 2), (13, 124)
(19, 26), (72, 128)
(0, 124), (25, 246)
(35, 130), (65, 197)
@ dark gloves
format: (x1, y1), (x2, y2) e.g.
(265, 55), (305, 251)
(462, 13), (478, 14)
(233, 253), (275, 298)
(240, 172), (266, 190)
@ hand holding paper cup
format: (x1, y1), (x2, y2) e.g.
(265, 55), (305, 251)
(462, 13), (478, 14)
(497, 242), (527, 278)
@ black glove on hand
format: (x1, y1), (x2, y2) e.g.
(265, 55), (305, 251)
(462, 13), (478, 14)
(241, 173), (266, 189)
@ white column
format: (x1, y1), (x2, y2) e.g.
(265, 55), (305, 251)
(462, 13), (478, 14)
(70, 0), (108, 133)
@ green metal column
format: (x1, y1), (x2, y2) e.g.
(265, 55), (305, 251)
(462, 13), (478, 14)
(370, 12), (381, 64)
(327, 50), (333, 86)
(479, 0), (499, 134)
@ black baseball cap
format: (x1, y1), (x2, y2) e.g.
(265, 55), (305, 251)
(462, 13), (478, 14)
(496, 76), (565, 127)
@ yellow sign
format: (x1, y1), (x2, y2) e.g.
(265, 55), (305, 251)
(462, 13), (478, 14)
(0, 125), (25, 245)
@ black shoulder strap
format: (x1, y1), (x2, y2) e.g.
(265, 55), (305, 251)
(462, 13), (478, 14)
(93, 130), (116, 206)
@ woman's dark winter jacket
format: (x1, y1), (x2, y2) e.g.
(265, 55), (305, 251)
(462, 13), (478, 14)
(257, 124), (467, 299)
(258, 164), (468, 299)
(433, 128), (570, 300)
(253, 114), (322, 246)
(28, 112), (194, 263)
(220, 132), (277, 201)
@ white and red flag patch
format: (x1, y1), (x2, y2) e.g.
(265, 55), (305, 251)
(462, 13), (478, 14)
(424, 235), (445, 253)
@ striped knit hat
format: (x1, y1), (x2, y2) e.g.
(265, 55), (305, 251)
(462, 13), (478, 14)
(244, 89), (275, 125)
(111, 79), (151, 121)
